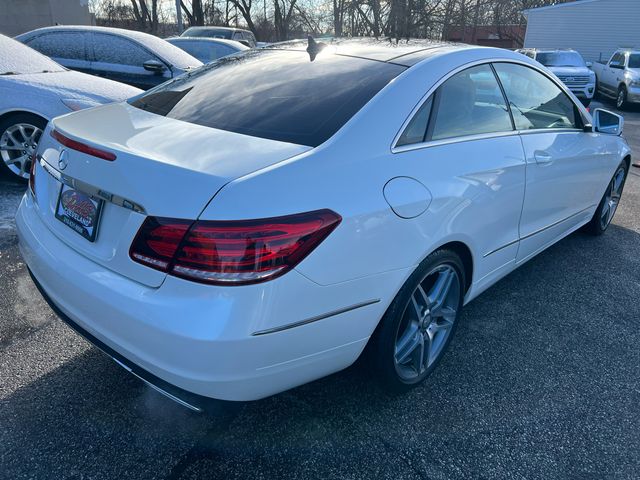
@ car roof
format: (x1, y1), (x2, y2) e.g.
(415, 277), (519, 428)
(168, 37), (248, 50)
(522, 48), (579, 53)
(265, 37), (472, 67)
(184, 26), (251, 33)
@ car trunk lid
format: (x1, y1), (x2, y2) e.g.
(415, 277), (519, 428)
(34, 102), (311, 287)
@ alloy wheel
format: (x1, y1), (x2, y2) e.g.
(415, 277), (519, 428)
(600, 166), (626, 229)
(617, 89), (625, 109)
(394, 264), (461, 381)
(0, 123), (42, 179)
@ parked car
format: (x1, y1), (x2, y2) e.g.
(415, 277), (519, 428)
(0, 34), (141, 181)
(180, 26), (257, 48)
(17, 26), (202, 90)
(592, 49), (640, 110)
(166, 37), (248, 64)
(17, 39), (630, 411)
(518, 48), (595, 106)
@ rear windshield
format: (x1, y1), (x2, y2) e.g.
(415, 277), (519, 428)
(536, 52), (586, 68)
(0, 34), (64, 75)
(182, 28), (232, 39)
(629, 54), (640, 69)
(129, 49), (405, 147)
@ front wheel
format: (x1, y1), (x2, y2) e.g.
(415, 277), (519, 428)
(371, 249), (465, 392)
(0, 113), (46, 182)
(585, 162), (628, 235)
(617, 86), (630, 110)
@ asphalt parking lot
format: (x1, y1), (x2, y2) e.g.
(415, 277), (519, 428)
(1, 98), (639, 480)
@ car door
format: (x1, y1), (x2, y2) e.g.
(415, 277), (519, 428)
(393, 63), (526, 287)
(88, 33), (171, 89)
(24, 31), (91, 74)
(603, 52), (625, 93)
(493, 62), (614, 263)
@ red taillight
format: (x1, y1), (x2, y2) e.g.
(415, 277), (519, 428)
(129, 217), (192, 270)
(130, 210), (341, 285)
(51, 129), (116, 161)
(28, 154), (36, 196)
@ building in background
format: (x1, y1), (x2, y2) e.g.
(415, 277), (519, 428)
(0, 0), (93, 37)
(523, 0), (640, 62)
(445, 25), (525, 49)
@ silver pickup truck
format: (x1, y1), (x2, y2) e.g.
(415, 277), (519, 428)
(592, 49), (640, 109)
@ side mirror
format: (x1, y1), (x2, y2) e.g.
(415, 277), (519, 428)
(143, 60), (167, 74)
(586, 61), (593, 68)
(593, 108), (624, 136)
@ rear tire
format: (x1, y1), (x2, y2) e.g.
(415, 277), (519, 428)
(370, 249), (465, 393)
(585, 161), (628, 235)
(0, 113), (46, 183)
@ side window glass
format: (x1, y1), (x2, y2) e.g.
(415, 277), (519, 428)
(214, 45), (235, 59)
(92, 34), (156, 66)
(494, 63), (580, 130)
(610, 53), (624, 67)
(28, 32), (85, 61)
(397, 96), (433, 146)
(430, 64), (512, 141)
(233, 32), (244, 41)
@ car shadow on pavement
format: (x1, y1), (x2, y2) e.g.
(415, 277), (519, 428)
(2, 225), (640, 480)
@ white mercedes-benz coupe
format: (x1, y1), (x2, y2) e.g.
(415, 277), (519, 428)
(16, 39), (630, 411)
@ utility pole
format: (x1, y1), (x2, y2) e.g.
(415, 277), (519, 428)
(175, 0), (183, 33)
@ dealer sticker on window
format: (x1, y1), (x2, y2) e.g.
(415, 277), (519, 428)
(55, 184), (103, 242)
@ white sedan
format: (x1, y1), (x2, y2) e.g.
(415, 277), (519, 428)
(16, 40), (630, 411)
(0, 34), (141, 181)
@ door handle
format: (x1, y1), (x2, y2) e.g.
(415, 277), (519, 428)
(534, 151), (553, 165)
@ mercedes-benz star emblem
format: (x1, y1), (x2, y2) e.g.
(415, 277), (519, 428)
(58, 149), (68, 170)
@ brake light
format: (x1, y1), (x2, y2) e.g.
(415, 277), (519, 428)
(51, 129), (116, 161)
(130, 217), (192, 270)
(28, 154), (36, 196)
(130, 210), (341, 285)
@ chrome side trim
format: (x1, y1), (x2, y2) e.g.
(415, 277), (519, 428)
(39, 156), (146, 214)
(483, 238), (519, 258)
(519, 205), (596, 241)
(251, 299), (381, 336)
(483, 205), (596, 258)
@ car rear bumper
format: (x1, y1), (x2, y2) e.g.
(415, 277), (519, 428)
(17, 193), (400, 403)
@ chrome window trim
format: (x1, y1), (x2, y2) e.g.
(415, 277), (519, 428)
(391, 58), (590, 154)
(393, 130), (519, 153)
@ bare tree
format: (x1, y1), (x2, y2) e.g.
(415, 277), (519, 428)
(273, 0), (298, 40)
(228, 0), (258, 36)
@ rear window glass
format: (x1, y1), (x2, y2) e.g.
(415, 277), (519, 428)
(1, 34), (64, 74)
(182, 28), (232, 39)
(129, 49), (405, 147)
